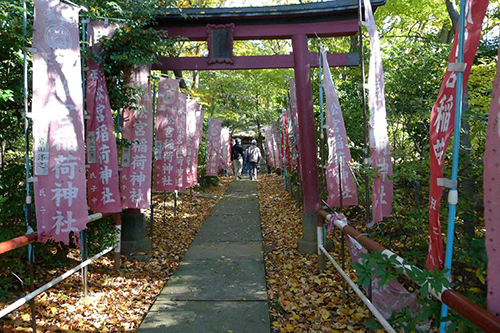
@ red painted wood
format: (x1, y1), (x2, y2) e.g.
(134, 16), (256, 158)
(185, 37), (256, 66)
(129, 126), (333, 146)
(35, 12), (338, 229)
(158, 19), (358, 41)
(0, 233), (37, 255)
(292, 34), (320, 215)
(152, 52), (359, 71)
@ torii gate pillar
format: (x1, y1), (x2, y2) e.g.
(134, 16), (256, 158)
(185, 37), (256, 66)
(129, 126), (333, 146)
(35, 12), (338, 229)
(292, 34), (321, 254)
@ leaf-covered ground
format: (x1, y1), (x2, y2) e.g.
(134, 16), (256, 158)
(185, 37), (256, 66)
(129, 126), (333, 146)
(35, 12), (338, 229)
(258, 174), (371, 332)
(0, 177), (232, 332)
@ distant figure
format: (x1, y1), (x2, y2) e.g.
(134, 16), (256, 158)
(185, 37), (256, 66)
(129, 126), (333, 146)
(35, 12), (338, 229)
(247, 139), (261, 181)
(242, 147), (249, 174)
(231, 139), (244, 179)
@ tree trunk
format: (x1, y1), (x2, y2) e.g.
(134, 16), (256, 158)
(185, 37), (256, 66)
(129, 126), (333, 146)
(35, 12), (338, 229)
(173, 70), (187, 89)
(445, 0), (459, 33)
(0, 141), (5, 173)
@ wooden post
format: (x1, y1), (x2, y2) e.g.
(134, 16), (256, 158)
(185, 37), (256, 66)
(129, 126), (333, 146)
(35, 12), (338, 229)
(292, 34), (321, 254)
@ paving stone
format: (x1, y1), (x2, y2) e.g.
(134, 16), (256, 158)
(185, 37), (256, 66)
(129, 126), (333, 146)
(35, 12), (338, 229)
(139, 300), (270, 333)
(158, 258), (267, 301)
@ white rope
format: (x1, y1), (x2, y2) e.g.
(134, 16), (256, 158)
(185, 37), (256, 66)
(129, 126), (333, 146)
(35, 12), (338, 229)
(0, 245), (113, 319)
(319, 246), (397, 333)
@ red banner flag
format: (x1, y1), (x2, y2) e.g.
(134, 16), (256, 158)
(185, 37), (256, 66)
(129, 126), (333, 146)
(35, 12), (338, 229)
(484, 40), (500, 314)
(289, 79), (301, 159)
(427, 0), (488, 270)
(264, 126), (275, 168)
(32, 0), (88, 244)
(191, 103), (205, 186)
(271, 122), (281, 169)
(154, 77), (179, 191)
(120, 66), (153, 209)
(363, 0), (393, 224)
(206, 119), (222, 176)
(86, 21), (121, 213)
(321, 48), (358, 207)
(175, 94), (187, 191)
(220, 127), (232, 174)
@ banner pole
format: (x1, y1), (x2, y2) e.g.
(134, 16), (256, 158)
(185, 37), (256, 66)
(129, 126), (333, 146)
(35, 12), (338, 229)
(80, 18), (89, 298)
(339, 157), (346, 304)
(318, 43), (326, 201)
(174, 190), (178, 216)
(282, 109), (288, 190)
(149, 78), (157, 237)
(358, 0), (373, 323)
(163, 191), (166, 224)
(285, 96), (293, 197)
(439, 0), (467, 330)
(22, 1), (37, 330)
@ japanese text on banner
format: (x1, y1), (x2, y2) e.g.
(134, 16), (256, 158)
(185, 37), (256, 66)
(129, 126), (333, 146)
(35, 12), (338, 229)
(154, 77), (179, 192)
(206, 119), (222, 176)
(120, 66), (153, 209)
(86, 21), (121, 213)
(321, 48), (358, 207)
(427, 0), (488, 270)
(364, 0), (393, 225)
(32, 0), (88, 244)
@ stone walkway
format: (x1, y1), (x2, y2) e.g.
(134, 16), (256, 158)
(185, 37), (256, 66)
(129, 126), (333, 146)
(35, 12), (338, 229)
(138, 178), (270, 332)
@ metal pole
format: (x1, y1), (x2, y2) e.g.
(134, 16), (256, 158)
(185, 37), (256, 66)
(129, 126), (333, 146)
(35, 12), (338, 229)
(80, 17), (88, 298)
(282, 109), (288, 190)
(339, 158), (346, 304)
(285, 96), (293, 197)
(440, 0), (467, 330)
(163, 191), (166, 224)
(114, 214), (121, 270)
(318, 43), (326, 201)
(0, 244), (113, 320)
(174, 190), (178, 216)
(358, 0), (373, 322)
(22, 1), (36, 330)
(80, 230), (88, 297)
(149, 79), (157, 237)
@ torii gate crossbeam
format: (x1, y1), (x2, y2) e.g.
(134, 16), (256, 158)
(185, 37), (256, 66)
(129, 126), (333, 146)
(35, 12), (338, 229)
(153, 0), (386, 254)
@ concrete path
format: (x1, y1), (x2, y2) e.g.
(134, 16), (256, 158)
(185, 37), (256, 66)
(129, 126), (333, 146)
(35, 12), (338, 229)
(138, 178), (270, 333)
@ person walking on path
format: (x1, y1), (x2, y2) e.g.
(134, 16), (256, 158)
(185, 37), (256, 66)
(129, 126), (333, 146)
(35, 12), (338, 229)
(247, 139), (261, 181)
(231, 139), (244, 179)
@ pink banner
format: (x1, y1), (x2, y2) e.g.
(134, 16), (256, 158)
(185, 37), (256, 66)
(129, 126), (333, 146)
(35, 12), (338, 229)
(289, 80), (301, 174)
(271, 122), (281, 169)
(186, 99), (198, 187)
(191, 104), (205, 185)
(220, 127), (232, 173)
(321, 48), (358, 207)
(120, 66), (153, 209)
(175, 94), (187, 191)
(206, 119), (222, 176)
(484, 41), (500, 315)
(427, 0), (488, 270)
(363, 0), (393, 225)
(154, 77), (179, 192)
(264, 126), (275, 167)
(32, 0), (88, 244)
(328, 214), (418, 319)
(289, 79), (300, 155)
(86, 21), (121, 213)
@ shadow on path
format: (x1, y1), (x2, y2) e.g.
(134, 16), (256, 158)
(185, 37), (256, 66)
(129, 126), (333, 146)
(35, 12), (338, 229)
(138, 178), (270, 332)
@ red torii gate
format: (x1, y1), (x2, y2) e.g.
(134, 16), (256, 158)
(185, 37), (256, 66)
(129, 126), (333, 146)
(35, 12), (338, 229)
(153, 0), (385, 253)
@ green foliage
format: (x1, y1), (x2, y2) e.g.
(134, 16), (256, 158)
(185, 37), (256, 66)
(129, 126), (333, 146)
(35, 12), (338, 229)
(87, 215), (119, 256)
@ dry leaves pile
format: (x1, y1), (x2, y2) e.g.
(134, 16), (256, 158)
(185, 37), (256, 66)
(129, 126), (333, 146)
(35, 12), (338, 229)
(0, 177), (232, 332)
(258, 175), (370, 333)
